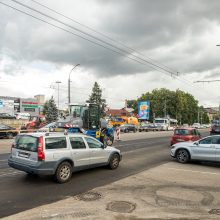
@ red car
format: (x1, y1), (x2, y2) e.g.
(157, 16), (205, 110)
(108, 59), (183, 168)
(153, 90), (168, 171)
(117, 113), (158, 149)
(170, 127), (201, 145)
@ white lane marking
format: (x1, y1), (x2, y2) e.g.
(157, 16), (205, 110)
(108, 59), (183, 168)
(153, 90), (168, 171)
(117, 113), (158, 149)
(0, 159), (7, 162)
(168, 167), (220, 176)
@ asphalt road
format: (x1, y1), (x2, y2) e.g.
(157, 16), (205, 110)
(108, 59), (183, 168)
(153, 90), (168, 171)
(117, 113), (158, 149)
(0, 130), (208, 218)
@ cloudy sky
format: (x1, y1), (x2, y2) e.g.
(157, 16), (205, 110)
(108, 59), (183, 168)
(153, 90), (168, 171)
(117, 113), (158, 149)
(0, 0), (220, 109)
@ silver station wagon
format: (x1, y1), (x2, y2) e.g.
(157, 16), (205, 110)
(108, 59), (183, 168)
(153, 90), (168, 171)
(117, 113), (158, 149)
(171, 135), (220, 163)
(8, 132), (122, 183)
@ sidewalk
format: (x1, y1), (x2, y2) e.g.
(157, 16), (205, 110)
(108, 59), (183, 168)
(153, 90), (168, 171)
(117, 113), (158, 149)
(3, 161), (220, 220)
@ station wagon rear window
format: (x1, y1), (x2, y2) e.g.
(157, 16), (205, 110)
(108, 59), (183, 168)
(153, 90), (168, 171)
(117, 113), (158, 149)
(14, 135), (38, 152)
(45, 137), (67, 149)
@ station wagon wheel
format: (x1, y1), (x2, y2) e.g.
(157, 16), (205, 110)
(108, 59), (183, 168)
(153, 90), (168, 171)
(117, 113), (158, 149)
(109, 154), (120, 169)
(176, 149), (190, 163)
(54, 162), (72, 183)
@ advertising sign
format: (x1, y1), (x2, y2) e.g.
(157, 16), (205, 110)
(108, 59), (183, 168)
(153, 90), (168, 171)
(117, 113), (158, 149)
(0, 100), (3, 108)
(138, 101), (150, 120)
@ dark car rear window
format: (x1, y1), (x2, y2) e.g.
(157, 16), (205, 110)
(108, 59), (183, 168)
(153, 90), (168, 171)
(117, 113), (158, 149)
(175, 129), (190, 136)
(14, 135), (38, 152)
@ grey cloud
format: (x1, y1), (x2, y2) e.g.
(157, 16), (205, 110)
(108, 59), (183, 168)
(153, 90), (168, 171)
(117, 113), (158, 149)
(1, 0), (220, 78)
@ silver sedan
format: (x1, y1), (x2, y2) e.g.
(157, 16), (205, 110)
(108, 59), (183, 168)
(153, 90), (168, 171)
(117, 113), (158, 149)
(170, 135), (220, 163)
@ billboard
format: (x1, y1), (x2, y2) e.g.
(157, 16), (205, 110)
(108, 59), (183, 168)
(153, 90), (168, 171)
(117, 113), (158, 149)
(138, 101), (150, 120)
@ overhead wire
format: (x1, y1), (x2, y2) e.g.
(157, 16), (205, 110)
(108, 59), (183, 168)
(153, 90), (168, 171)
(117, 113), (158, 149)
(0, 0), (216, 102)
(30, 0), (178, 75)
(6, 0), (179, 77)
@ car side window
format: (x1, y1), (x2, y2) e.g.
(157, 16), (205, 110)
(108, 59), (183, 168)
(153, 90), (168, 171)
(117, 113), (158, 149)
(45, 137), (67, 149)
(85, 137), (102, 149)
(199, 137), (212, 145)
(70, 137), (86, 149)
(211, 136), (220, 144)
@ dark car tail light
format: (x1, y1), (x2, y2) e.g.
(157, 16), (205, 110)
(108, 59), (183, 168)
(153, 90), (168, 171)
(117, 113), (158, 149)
(38, 136), (45, 161)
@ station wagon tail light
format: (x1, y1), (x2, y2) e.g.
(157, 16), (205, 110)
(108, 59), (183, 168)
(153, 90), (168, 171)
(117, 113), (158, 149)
(38, 136), (45, 161)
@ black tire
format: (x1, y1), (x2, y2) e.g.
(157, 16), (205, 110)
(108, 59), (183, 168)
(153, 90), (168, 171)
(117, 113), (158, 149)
(7, 132), (14, 139)
(54, 162), (72, 183)
(108, 154), (120, 169)
(176, 149), (190, 163)
(104, 135), (114, 146)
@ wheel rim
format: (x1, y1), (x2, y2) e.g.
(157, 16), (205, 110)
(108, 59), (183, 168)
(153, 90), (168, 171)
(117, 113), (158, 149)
(112, 157), (119, 168)
(177, 150), (188, 162)
(107, 138), (113, 146)
(59, 165), (71, 181)
(7, 133), (13, 139)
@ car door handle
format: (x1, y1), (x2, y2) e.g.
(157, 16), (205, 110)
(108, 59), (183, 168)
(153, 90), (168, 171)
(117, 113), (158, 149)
(72, 152), (79, 154)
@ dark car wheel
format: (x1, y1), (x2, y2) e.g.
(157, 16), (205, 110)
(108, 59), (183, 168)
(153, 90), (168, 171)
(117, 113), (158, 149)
(54, 162), (72, 183)
(108, 154), (120, 169)
(176, 149), (190, 163)
(6, 132), (14, 139)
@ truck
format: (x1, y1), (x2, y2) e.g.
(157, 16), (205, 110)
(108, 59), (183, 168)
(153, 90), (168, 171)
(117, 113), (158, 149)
(57, 103), (114, 146)
(154, 117), (178, 131)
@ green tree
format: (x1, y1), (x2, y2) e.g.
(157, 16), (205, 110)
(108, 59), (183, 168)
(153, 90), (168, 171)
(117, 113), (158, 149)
(44, 97), (58, 123)
(87, 82), (107, 116)
(42, 100), (49, 115)
(129, 88), (200, 124)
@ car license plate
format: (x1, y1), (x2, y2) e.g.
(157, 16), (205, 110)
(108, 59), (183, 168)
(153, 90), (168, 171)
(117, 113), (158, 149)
(176, 139), (184, 142)
(18, 152), (30, 158)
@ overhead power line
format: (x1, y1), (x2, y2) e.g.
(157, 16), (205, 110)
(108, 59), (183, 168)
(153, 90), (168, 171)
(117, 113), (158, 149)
(0, 0), (216, 98)
(194, 79), (220, 83)
(4, 0), (179, 77)
(30, 0), (178, 75)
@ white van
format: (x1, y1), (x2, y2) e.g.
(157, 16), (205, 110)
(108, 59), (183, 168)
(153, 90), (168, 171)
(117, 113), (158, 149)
(15, 113), (30, 120)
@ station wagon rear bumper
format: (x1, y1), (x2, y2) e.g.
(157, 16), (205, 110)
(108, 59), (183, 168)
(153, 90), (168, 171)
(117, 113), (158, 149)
(8, 157), (56, 175)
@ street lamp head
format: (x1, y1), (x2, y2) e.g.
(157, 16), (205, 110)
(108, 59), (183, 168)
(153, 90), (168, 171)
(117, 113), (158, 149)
(55, 81), (61, 83)
(216, 45), (220, 46)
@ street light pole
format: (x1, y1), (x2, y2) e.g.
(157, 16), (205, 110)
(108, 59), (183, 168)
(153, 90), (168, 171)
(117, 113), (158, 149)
(55, 81), (61, 111)
(68, 64), (80, 105)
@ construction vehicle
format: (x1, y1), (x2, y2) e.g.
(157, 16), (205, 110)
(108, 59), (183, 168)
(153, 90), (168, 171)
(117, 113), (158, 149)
(57, 103), (114, 145)
(22, 114), (46, 130)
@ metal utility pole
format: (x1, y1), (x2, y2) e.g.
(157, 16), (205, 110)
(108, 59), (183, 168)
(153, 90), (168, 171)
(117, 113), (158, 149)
(55, 81), (61, 111)
(68, 64), (80, 105)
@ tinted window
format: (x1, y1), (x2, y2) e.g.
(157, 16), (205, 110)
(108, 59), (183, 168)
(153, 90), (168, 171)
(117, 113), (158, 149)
(45, 137), (67, 149)
(70, 137), (86, 149)
(14, 135), (38, 152)
(210, 136), (220, 144)
(199, 137), (212, 145)
(175, 129), (190, 136)
(85, 137), (102, 149)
